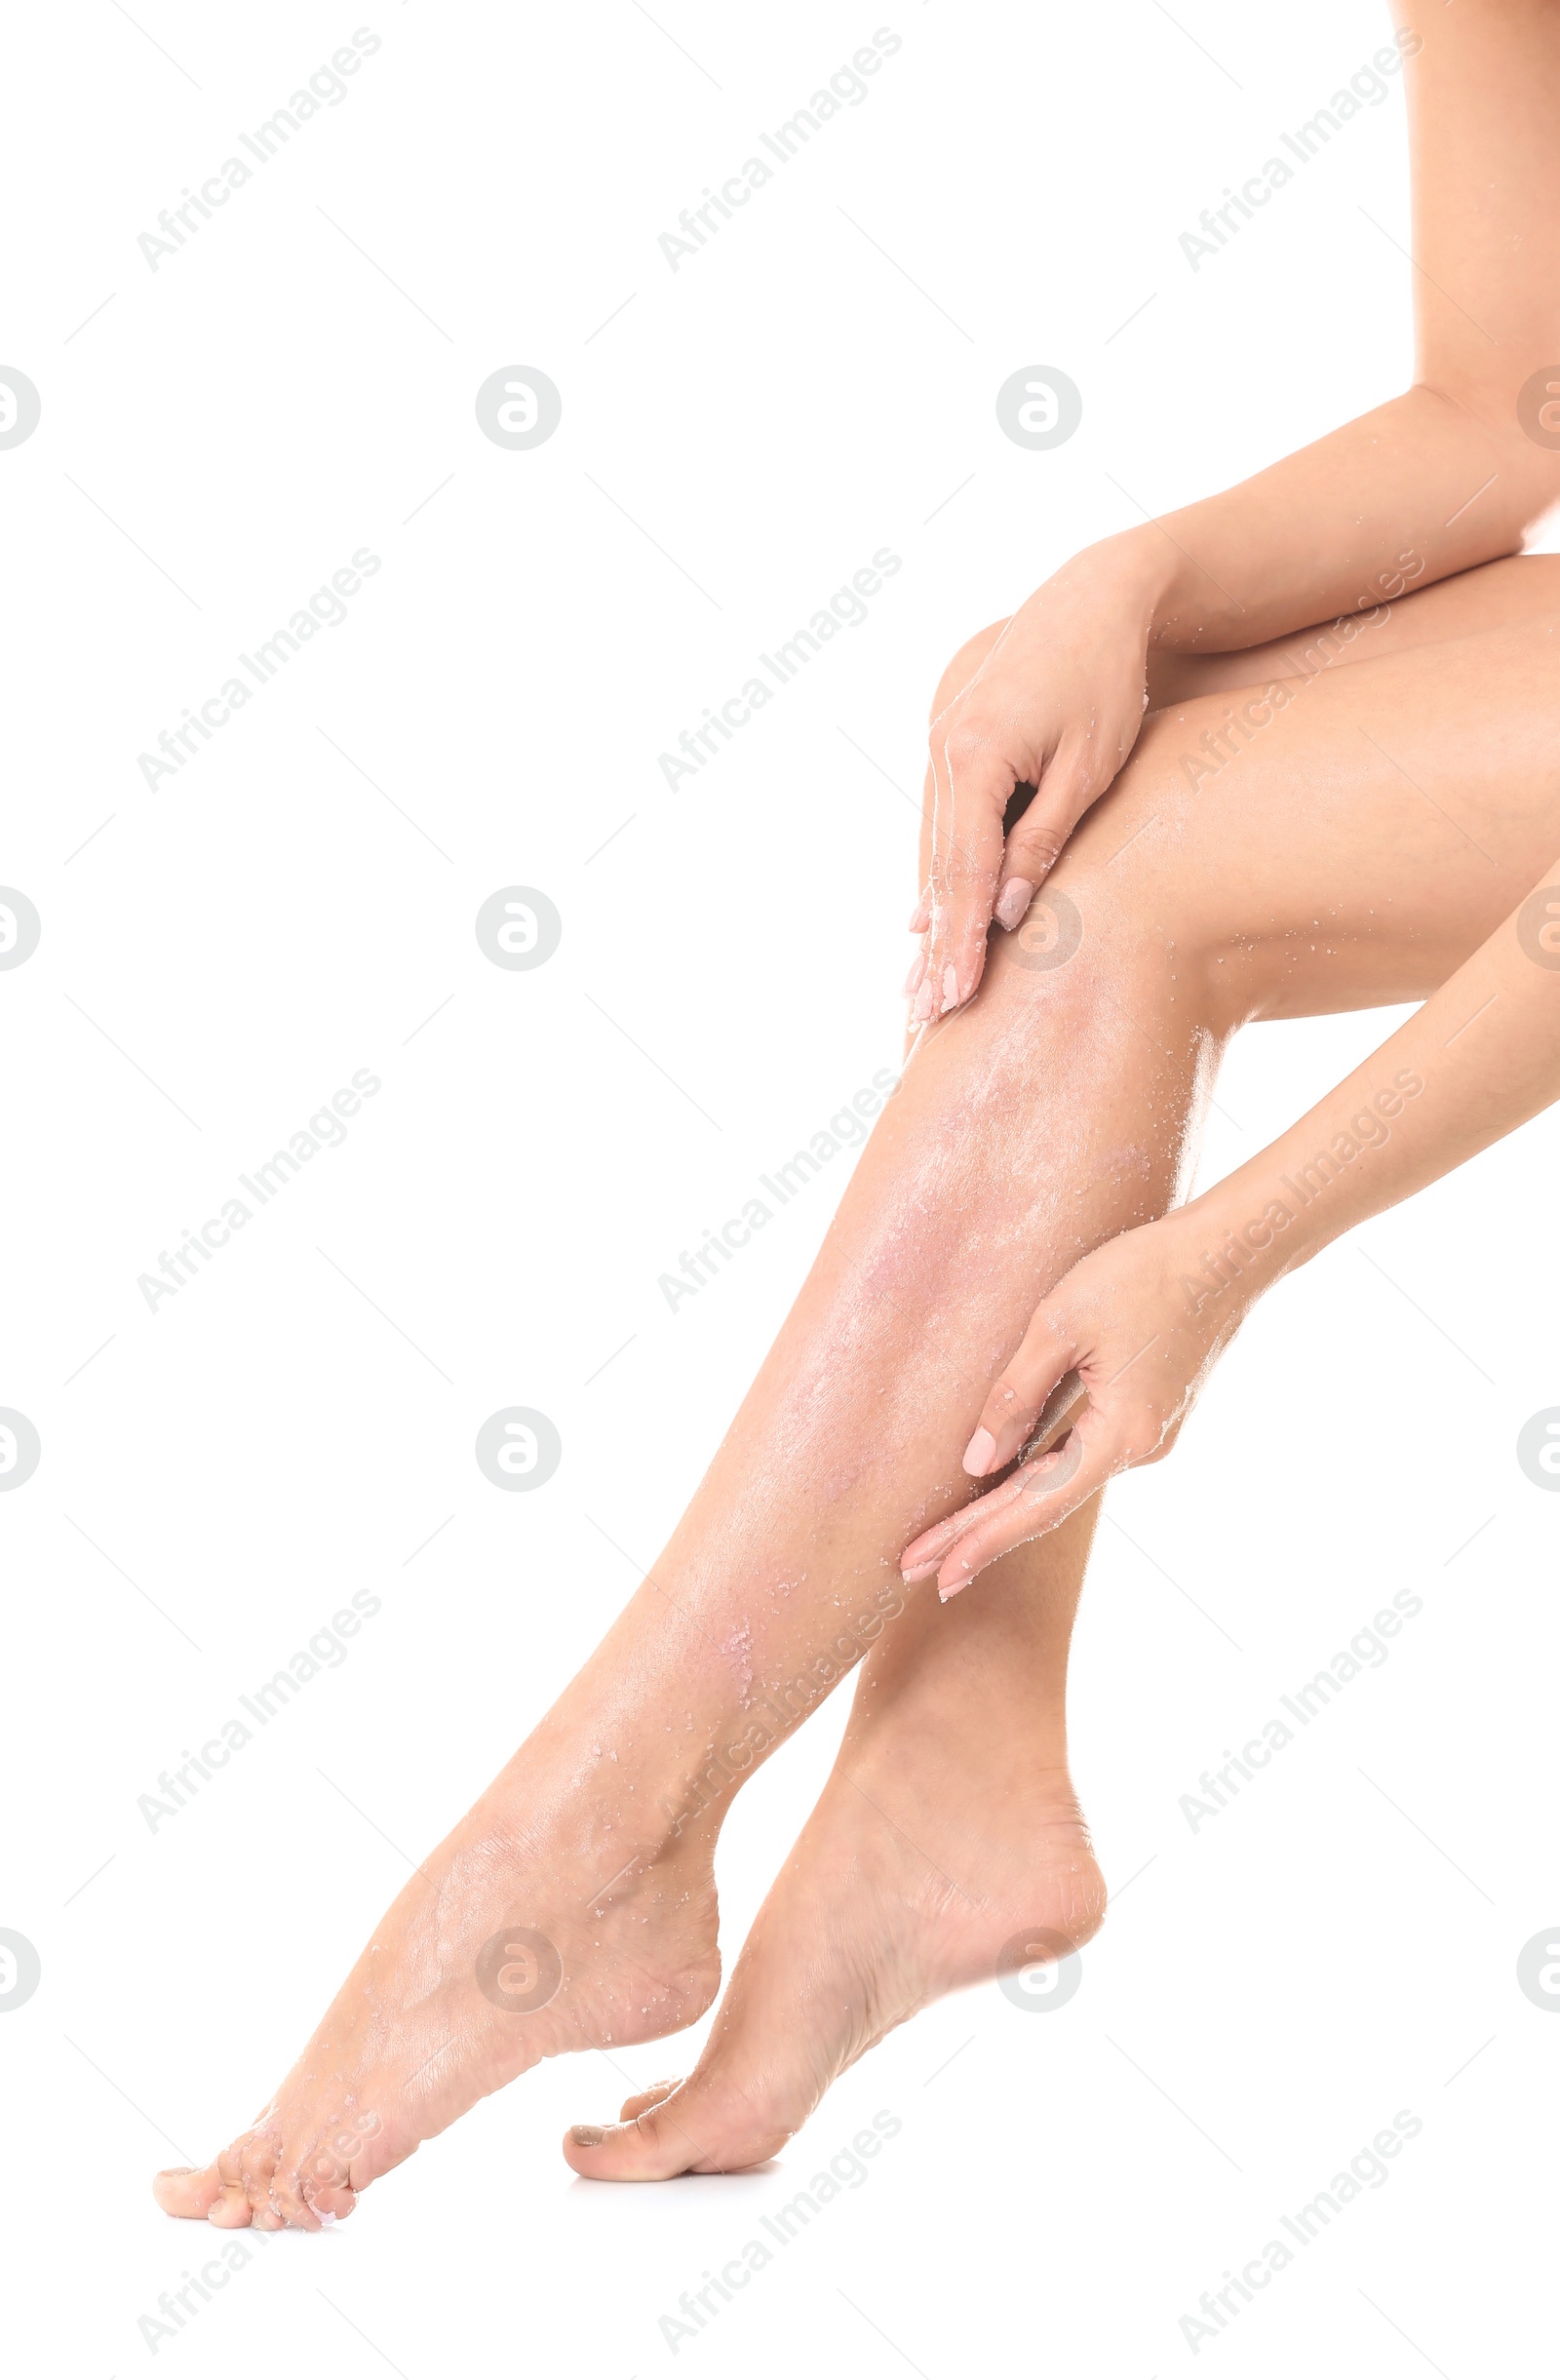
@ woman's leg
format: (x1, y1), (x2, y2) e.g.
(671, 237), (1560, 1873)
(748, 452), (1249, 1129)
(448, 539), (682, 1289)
(566, 592), (1560, 2176)
(157, 815), (1204, 2228)
(157, 595), (1560, 2223)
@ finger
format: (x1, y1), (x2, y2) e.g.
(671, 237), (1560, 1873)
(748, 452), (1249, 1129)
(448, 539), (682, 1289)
(994, 801), (1077, 928)
(926, 721), (1008, 1012)
(900, 1459), (1044, 1580)
(962, 1307), (1078, 1476)
(935, 1420), (1116, 1597)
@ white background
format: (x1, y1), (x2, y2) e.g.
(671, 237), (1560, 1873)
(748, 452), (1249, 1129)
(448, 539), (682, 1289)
(4, 1), (1557, 2372)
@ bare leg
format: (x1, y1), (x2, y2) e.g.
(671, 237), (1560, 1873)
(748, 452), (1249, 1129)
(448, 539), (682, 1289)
(567, 579), (1560, 2175)
(157, 579), (1560, 2221)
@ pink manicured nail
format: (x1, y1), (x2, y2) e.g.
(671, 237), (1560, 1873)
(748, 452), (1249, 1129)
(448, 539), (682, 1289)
(940, 962), (959, 1014)
(908, 891), (931, 933)
(900, 1558), (939, 1583)
(962, 1425), (997, 1475)
(938, 1576), (971, 1603)
(903, 950), (927, 996)
(914, 975), (937, 1023)
(994, 877), (1035, 931)
(571, 2124), (605, 2146)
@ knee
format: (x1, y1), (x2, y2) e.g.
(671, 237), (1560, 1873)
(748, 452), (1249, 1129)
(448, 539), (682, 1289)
(984, 775), (1221, 1041)
(929, 618), (1009, 724)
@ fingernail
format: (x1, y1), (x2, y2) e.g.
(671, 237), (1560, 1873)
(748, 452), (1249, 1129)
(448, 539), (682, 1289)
(914, 976), (937, 1023)
(962, 1426), (997, 1475)
(994, 877), (1035, 931)
(908, 894), (929, 932)
(571, 2125), (605, 2147)
(158, 2166), (195, 2176)
(903, 950), (927, 996)
(900, 1559), (938, 1583)
(938, 1578), (969, 1604)
(940, 962), (959, 1014)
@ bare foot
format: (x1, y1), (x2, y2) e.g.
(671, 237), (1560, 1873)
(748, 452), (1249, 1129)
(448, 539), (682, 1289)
(563, 1677), (1105, 2177)
(152, 1746), (721, 2229)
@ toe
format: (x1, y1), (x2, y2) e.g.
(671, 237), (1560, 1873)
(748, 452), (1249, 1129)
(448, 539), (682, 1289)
(304, 2182), (358, 2225)
(265, 2159), (317, 2230)
(565, 2073), (791, 2181)
(206, 2183), (254, 2228)
(617, 2079), (682, 2121)
(237, 2131), (281, 2225)
(152, 2163), (223, 2219)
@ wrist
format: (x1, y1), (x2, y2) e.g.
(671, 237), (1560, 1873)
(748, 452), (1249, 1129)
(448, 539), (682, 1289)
(1052, 528), (1176, 636)
(1174, 1167), (1324, 1311)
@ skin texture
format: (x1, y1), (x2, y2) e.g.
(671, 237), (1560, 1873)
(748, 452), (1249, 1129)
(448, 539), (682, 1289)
(153, 5), (1560, 2212)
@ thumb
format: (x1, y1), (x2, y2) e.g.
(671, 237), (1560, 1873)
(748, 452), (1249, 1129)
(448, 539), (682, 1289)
(963, 1302), (1079, 1476)
(931, 1403), (1120, 1598)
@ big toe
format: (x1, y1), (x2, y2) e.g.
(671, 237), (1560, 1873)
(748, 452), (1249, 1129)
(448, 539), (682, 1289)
(565, 2071), (791, 2181)
(152, 2163), (223, 2219)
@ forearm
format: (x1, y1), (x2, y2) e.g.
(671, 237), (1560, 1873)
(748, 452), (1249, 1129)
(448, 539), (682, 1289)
(1187, 868), (1560, 1297)
(1070, 385), (1560, 657)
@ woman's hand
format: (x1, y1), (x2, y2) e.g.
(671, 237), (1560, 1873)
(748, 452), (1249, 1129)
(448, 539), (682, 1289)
(908, 540), (1163, 1024)
(900, 1207), (1254, 1596)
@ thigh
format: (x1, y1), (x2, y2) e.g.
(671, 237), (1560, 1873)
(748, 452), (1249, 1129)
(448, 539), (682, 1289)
(1046, 609), (1560, 1025)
